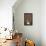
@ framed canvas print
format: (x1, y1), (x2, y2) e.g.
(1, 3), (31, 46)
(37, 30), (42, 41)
(24, 13), (33, 26)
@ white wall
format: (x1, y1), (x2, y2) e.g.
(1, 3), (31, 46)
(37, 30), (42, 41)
(0, 0), (16, 30)
(14, 0), (46, 46)
(13, 0), (41, 46)
(41, 0), (46, 46)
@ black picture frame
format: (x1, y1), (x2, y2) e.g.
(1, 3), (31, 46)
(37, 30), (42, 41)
(24, 13), (33, 26)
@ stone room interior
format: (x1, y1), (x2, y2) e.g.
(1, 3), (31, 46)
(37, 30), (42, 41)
(0, 0), (46, 46)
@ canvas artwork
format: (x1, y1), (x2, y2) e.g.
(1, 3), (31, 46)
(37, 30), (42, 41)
(24, 13), (33, 26)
